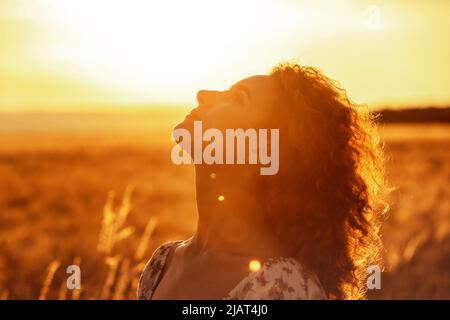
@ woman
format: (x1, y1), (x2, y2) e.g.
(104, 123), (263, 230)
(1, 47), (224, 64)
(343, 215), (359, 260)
(138, 63), (387, 300)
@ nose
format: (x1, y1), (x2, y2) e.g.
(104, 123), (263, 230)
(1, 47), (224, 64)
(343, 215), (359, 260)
(197, 90), (207, 105)
(197, 90), (220, 106)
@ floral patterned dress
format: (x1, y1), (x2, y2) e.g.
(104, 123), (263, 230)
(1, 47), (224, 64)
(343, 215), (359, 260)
(137, 240), (327, 300)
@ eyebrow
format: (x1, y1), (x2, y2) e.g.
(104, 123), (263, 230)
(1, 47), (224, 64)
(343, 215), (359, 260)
(230, 83), (251, 98)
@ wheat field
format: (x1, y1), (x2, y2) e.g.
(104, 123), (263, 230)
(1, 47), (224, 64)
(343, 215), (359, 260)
(0, 114), (449, 299)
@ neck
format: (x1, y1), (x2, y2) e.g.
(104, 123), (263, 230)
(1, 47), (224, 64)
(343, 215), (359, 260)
(188, 165), (283, 259)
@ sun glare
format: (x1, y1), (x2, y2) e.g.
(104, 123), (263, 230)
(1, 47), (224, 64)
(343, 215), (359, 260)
(40, 0), (308, 104)
(36, 0), (379, 106)
(2, 0), (450, 110)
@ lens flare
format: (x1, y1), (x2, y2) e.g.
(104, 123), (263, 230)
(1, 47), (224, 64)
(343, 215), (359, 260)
(249, 259), (261, 272)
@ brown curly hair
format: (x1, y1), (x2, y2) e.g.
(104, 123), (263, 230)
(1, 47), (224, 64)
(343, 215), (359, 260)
(259, 63), (388, 299)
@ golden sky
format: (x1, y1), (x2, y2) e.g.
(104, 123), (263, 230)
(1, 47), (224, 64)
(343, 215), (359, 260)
(1, 0), (450, 111)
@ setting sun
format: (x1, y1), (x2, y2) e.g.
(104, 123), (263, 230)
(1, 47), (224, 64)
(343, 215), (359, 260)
(0, 0), (450, 111)
(2, 0), (450, 111)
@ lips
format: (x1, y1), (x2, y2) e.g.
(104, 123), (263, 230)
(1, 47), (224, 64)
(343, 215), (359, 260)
(188, 108), (201, 120)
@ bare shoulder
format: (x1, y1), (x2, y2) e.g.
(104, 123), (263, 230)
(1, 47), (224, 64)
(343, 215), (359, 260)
(137, 240), (184, 300)
(226, 257), (327, 300)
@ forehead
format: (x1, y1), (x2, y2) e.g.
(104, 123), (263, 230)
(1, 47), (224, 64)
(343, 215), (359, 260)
(233, 75), (277, 94)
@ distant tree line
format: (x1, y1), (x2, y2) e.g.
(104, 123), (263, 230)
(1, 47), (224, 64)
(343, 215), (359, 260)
(372, 107), (450, 123)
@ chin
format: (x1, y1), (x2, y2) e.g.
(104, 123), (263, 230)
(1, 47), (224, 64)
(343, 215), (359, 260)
(174, 114), (194, 133)
(172, 114), (196, 150)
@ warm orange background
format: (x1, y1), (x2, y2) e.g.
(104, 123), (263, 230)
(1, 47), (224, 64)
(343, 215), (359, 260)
(1, 0), (450, 111)
(0, 1), (449, 300)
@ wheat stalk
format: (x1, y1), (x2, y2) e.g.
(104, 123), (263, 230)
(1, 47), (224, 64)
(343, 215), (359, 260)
(58, 277), (67, 300)
(112, 258), (130, 300)
(71, 256), (82, 300)
(100, 256), (120, 299)
(39, 260), (61, 300)
(98, 186), (135, 254)
(135, 216), (158, 261)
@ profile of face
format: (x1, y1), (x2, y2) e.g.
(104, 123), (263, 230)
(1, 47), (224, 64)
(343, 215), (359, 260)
(173, 75), (281, 178)
(175, 75), (279, 135)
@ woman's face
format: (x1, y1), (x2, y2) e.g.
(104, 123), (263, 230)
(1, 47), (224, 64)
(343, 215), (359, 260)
(176, 75), (279, 133)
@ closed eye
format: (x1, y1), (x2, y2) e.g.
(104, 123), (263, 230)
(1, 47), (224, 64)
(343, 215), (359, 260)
(229, 85), (250, 104)
(229, 90), (245, 104)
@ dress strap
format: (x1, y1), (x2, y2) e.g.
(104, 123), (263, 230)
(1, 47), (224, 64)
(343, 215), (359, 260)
(137, 240), (183, 300)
